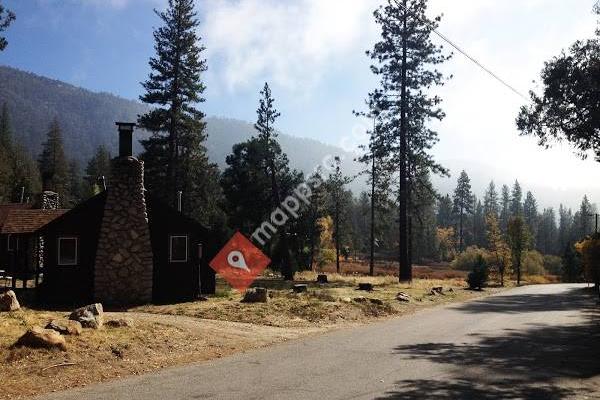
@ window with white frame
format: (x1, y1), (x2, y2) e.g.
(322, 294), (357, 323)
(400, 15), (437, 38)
(169, 235), (188, 263)
(58, 237), (78, 266)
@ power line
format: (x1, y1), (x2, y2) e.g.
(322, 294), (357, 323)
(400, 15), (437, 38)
(390, 0), (528, 100)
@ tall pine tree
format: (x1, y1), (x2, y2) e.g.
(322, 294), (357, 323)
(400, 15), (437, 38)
(38, 118), (69, 205)
(138, 0), (221, 225)
(452, 170), (474, 252)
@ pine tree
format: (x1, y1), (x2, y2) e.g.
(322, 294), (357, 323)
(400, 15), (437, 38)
(507, 216), (530, 286)
(483, 181), (500, 218)
(500, 184), (511, 232)
(38, 118), (69, 204)
(11, 145), (41, 203)
(537, 208), (558, 255)
(577, 195), (594, 238)
(326, 157), (352, 274)
(84, 145), (111, 197)
(0, 2), (15, 52)
(510, 180), (523, 216)
(523, 191), (538, 247)
(366, 0), (451, 282)
(436, 194), (453, 228)
(0, 103), (14, 200)
(138, 0), (221, 225)
(66, 160), (83, 207)
(472, 199), (486, 248)
(254, 82), (295, 280)
(452, 170), (474, 252)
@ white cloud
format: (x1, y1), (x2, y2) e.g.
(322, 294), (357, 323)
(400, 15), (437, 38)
(200, 0), (376, 92)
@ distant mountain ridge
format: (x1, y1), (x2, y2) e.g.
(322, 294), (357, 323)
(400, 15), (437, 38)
(0, 65), (364, 190)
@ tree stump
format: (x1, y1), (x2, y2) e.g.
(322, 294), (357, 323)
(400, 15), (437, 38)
(358, 283), (374, 292)
(316, 274), (328, 284)
(293, 284), (308, 293)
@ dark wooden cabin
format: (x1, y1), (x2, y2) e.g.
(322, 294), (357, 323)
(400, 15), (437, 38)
(36, 122), (217, 306)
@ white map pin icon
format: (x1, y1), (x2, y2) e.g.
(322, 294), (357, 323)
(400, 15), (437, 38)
(227, 250), (250, 272)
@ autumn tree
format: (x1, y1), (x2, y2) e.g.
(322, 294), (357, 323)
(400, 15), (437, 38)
(486, 214), (512, 286)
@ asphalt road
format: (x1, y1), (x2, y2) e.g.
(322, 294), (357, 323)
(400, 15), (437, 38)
(38, 284), (600, 400)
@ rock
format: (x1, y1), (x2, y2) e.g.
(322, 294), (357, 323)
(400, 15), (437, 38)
(0, 290), (20, 312)
(353, 296), (368, 303)
(340, 297), (352, 303)
(369, 298), (384, 306)
(241, 287), (268, 303)
(15, 326), (67, 351)
(69, 303), (104, 329)
(316, 274), (328, 284)
(358, 283), (374, 292)
(45, 320), (82, 335)
(447, 288), (455, 293)
(430, 287), (444, 296)
(396, 292), (411, 302)
(105, 318), (134, 328)
(292, 284), (308, 293)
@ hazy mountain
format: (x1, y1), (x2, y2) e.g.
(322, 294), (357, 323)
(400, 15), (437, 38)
(1, 65), (593, 208)
(0, 65), (364, 188)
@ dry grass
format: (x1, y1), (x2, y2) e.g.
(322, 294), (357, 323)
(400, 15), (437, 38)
(136, 272), (496, 329)
(0, 309), (316, 400)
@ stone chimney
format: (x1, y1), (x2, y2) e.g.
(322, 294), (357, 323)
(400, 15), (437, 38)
(93, 123), (154, 305)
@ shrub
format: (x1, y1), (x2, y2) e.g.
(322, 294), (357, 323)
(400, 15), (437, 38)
(467, 255), (489, 290)
(452, 246), (490, 271)
(542, 254), (563, 275)
(317, 248), (336, 268)
(523, 250), (546, 275)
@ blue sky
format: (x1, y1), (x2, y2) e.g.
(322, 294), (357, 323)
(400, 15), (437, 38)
(2, 0), (600, 207)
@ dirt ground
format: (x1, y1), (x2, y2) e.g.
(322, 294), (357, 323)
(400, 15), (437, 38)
(0, 269), (504, 400)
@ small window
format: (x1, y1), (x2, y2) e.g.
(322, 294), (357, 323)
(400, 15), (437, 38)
(7, 234), (18, 251)
(170, 235), (188, 263)
(58, 237), (78, 266)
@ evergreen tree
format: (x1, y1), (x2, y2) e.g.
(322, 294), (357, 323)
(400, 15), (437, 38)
(84, 145), (111, 197)
(66, 160), (83, 207)
(507, 216), (530, 286)
(537, 208), (558, 255)
(436, 194), (453, 228)
(472, 198), (486, 248)
(577, 195), (594, 238)
(558, 204), (574, 250)
(500, 184), (511, 232)
(510, 180), (523, 216)
(0, 103), (14, 200)
(38, 118), (69, 204)
(452, 170), (474, 252)
(326, 157), (353, 274)
(523, 191), (538, 246)
(562, 242), (582, 282)
(483, 181), (499, 218)
(366, 0), (451, 282)
(0, 2), (15, 52)
(138, 0), (221, 225)
(11, 145), (41, 203)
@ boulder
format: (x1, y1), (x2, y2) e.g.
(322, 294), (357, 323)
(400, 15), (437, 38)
(105, 318), (134, 328)
(241, 287), (268, 303)
(340, 297), (352, 303)
(358, 283), (374, 292)
(16, 326), (67, 351)
(69, 303), (104, 329)
(0, 290), (20, 312)
(316, 274), (328, 284)
(396, 292), (411, 302)
(45, 320), (82, 335)
(292, 284), (308, 293)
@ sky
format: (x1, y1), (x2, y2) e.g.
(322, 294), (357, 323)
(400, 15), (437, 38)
(1, 0), (600, 208)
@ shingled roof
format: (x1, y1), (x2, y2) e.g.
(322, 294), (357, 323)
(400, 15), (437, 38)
(0, 203), (34, 227)
(1, 209), (67, 234)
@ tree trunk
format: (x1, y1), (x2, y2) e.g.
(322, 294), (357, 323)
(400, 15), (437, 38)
(370, 153), (376, 277)
(335, 200), (340, 274)
(398, 0), (411, 283)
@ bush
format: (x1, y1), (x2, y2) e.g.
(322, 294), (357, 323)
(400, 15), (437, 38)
(523, 250), (546, 275)
(317, 248), (336, 268)
(452, 246), (490, 271)
(467, 255), (489, 290)
(542, 254), (563, 275)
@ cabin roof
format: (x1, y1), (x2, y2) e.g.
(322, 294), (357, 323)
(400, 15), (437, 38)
(1, 209), (68, 234)
(0, 203), (34, 227)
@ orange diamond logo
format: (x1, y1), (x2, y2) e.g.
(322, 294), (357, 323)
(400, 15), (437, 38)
(209, 232), (271, 292)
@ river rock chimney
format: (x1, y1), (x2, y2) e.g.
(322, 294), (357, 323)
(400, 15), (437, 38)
(93, 122), (154, 305)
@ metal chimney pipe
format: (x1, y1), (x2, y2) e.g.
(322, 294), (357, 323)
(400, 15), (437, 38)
(115, 122), (136, 158)
(177, 191), (183, 212)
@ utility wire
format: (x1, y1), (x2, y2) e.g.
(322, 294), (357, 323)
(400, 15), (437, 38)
(390, 0), (528, 100)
